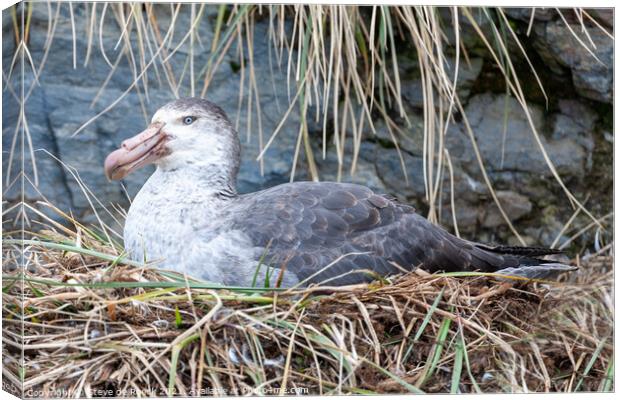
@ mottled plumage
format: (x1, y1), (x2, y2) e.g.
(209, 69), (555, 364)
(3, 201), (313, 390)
(107, 98), (575, 287)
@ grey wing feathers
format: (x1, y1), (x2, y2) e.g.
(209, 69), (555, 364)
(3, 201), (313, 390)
(232, 183), (383, 284)
(230, 181), (572, 286)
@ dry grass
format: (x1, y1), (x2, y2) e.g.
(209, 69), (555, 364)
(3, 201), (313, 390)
(4, 4), (610, 233)
(2, 224), (614, 396)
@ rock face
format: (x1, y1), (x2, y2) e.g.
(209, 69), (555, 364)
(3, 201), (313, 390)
(534, 19), (613, 103)
(481, 191), (533, 229)
(2, 4), (613, 252)
(3, 3), (303, 231)
(451, 93), (589, 178)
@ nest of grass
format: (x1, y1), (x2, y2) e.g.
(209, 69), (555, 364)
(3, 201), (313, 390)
(2, 228), (614, 396)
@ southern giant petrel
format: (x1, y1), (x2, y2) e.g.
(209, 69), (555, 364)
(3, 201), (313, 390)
(104, 98), (574, 287)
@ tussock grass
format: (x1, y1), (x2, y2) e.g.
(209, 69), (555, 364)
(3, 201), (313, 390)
(2, 221), (613, 395)
(4, 4), (611, 234)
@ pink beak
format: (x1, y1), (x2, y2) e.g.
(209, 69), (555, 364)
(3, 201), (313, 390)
(104, 122), (169, 180)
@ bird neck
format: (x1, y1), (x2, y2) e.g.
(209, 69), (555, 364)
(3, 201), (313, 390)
(154, 130), (242, 200)
(152, 163), (239, 201)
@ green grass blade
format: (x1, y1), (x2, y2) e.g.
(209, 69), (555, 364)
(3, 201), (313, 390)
(459, 325), (481, 393)
(26, 281), (45, 298)
(251, 240), (272, 288)
(428, 317), (452, 377)
(211, 4), (227, 53)
(601, 359), (614, 392)
(2, 274), (288, 293)
(174, 306), (183, 329)
(363, 358), (425, 394)
(402, 287), (445, 364)
(574, 335), (608, 391)
(3, 279), (18, 293)
(450, 333), (464, 393)
(355, 24), (368, 71)
(263, 263), (272, 289)
(168, 334), (200, 396)
(198, 4), (251, 78)
(4, 239), (143, 268)
(414, 288), (445, 342)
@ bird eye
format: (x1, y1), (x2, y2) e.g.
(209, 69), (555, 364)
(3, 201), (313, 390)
(183, 116), (196, 125)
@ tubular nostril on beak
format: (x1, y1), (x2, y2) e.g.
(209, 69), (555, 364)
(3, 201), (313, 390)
(121, 122), (165, 151)
(104, 121), (169, 180)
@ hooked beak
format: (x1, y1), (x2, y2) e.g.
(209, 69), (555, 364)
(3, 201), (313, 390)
(104, 122), (169, 180)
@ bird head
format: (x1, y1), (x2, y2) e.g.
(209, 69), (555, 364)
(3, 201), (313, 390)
(104, 98), (239, 181)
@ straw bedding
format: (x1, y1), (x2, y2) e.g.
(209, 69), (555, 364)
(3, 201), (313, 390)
(2, 233), (613, 396)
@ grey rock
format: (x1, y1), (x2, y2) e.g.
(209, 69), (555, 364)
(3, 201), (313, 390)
(449, 170), (487, 203)
(2, 81), (74, 223)
(373, 113), (425, 157)
(485, 171), (553, 202)
(507, 234), (537, 247)
(402, 57), (483, 109)
(591, 9), (613, 28)
(400, 81), (425, 110)
(236, 105), (300, 195)
(374, 148), (426, 200)
(317, 141), (388, 195)
(551, 100), (596, 168)
(503, 7), (557, 22)
(536, 20), (613, 103)
(524, 226), (564, 248)
(440, 200), (480, 233)
(445, 57), (484, 99)
(439, 8), (494, 54)
(556, 99), (597, 132)
(480, 190), (532, 228)
(452, 93), (589, 178)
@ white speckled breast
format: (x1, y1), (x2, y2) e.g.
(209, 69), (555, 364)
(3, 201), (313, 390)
(125, 169), (221, 268)
(125, 191), (189, 267)
(123, 168), (293, 286)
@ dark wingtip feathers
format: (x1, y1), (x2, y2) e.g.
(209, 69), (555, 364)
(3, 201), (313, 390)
(477, 244), (565, 258)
